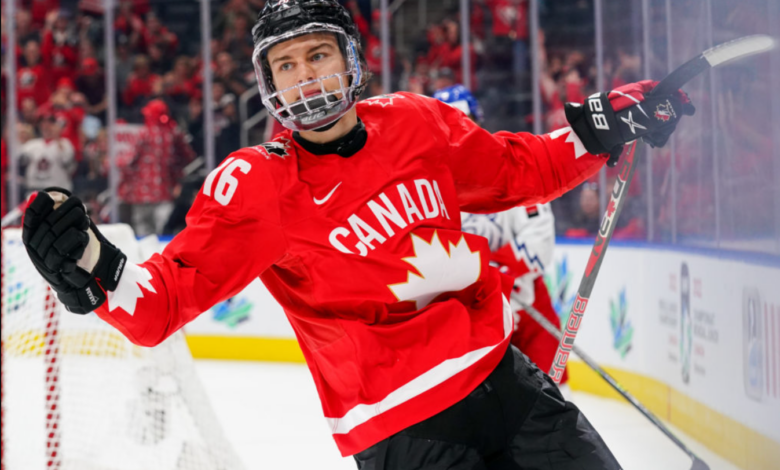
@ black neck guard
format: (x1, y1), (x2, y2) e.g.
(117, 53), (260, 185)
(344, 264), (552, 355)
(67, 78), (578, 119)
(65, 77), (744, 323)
(293, 118), (367, 158)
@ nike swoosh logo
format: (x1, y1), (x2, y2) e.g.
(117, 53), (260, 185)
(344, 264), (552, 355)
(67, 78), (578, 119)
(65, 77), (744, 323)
(313, 182), (342, 205)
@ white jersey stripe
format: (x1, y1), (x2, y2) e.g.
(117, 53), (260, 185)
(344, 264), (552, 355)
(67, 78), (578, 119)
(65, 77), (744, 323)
(326, 296), (513, 435)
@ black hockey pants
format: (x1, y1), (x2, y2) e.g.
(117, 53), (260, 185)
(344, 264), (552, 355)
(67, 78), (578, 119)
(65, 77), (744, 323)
(354, 345), (622, 470)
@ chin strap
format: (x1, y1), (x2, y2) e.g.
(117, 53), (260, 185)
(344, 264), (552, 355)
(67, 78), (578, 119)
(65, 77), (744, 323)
(293, 118), (367, 158)
(313, 118), (340, 132)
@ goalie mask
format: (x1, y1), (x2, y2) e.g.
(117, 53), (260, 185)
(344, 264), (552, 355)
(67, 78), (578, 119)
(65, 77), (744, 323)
(252, 0), (367, 132)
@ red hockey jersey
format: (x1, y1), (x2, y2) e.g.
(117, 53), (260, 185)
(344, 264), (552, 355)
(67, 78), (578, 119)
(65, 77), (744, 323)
(95, 92), (604, 456)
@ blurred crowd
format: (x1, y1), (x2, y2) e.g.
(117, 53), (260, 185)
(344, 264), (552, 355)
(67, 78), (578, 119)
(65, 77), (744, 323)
(2, 0), (776, 249)
(1, 0), (264, 235)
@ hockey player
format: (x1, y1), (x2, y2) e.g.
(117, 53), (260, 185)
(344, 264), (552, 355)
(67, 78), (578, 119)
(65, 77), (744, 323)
(21, 1), (693, 468)
(433, 85), (571, 392)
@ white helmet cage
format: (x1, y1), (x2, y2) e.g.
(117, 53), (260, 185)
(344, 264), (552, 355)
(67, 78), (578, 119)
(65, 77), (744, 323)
(253, 23), (364, 132)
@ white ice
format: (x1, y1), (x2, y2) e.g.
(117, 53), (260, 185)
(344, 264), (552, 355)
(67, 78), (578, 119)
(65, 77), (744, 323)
(195, 360), (739, 470)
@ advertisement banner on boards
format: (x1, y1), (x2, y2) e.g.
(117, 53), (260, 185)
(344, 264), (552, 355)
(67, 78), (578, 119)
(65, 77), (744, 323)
(554, 242), (780, 443)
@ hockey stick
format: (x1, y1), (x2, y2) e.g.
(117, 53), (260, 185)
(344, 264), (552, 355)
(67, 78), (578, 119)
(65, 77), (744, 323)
(648, 35), (775, 97)
(548, 140), (640, 385)
(522, 302), (710, 470)
(548, 34), (777, 385)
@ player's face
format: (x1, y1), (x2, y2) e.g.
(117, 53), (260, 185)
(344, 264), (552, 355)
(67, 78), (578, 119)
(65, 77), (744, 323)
(267, 33), (346, 106)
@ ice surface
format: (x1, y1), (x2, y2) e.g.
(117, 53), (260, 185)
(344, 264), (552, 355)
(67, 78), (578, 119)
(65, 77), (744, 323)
(194, 360), (740, 470)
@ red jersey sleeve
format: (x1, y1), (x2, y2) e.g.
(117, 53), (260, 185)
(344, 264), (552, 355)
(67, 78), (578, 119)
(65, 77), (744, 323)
(421, 93), (606, 213)
(95, 149), (288, 346)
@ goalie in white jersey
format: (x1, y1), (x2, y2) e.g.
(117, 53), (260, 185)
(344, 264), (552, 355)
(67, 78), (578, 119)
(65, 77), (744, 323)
(434, 85), (569, 389)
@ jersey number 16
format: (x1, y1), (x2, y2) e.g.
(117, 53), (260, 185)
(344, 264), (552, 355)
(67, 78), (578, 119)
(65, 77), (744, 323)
(203, 157), (252, 206)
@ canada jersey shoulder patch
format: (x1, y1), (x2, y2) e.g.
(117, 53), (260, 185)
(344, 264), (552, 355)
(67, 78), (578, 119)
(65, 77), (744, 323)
(252, 137), (292, 160)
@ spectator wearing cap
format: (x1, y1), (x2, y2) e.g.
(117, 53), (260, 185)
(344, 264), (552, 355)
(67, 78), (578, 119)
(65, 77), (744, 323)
(123, 55), (162, 108)
(41, 9), (79, 85)
(75, 57), (107, 122)
(17, 39), (51, 108)
(19, 112), (76, 194)
(119, 99), (195, 236)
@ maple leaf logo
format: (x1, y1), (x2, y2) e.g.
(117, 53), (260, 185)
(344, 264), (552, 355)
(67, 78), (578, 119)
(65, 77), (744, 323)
(107, 262), (156, 316)
(549, 126), (588, 159)
(388, 231), (481, 309)
(255, 138), (291, 160)
(654, 100), (676, 122)
(363, 94), (405, 107)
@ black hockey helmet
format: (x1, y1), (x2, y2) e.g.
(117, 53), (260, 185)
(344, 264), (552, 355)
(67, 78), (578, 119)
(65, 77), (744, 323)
(252, 0), (368, 131)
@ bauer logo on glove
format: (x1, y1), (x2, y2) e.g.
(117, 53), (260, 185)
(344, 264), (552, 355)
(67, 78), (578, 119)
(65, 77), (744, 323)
(22, 188), (127, 314)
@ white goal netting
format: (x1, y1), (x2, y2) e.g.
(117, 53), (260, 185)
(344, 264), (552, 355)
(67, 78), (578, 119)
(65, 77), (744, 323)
(1, 225), (246, 470)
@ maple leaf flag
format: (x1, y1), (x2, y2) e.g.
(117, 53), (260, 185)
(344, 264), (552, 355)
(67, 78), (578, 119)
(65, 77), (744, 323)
(388, 231), (481, 309)
(107, 261), (156, 316)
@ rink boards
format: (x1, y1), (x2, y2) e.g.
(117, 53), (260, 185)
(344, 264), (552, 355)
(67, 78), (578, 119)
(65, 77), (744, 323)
(150, 236), (780, 470)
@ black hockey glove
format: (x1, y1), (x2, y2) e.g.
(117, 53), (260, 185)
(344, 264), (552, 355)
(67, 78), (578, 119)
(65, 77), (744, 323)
(22, 188), (127, 314)
(565, 80), (695, 167)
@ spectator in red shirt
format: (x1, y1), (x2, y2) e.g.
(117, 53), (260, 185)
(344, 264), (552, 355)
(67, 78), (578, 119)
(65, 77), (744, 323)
(353, 7), (395, 78)
(119, 99), (195, 236)
(28, 0), (60, 29)
(41, 10), (79, 86)
(15, 9), (40, 58)
(163, 56), (199, 106)
(75, 57), (107, 122)
(17, 39), (51, 108)
(141, 11), (178, 59)
(437, 19), (477, 88)
(487, 0), (528, 83)
(114, 0), (146, 52)
(39, 78), (86, 162)
(424, 24), (448, 68)
(123, 55), (161, 107)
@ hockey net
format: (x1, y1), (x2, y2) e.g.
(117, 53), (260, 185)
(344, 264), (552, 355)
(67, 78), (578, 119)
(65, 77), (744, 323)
(1, 223), (246, 470)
